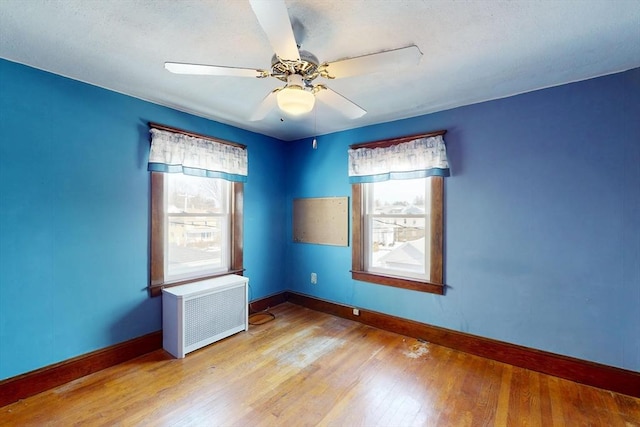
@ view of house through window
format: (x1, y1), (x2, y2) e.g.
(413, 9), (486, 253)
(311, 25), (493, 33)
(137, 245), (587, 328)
(165, 174), (230, 281)
(364, 177), (431, 281)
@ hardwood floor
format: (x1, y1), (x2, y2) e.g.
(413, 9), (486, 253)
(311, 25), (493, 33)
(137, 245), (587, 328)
(1, 303), (639, 426)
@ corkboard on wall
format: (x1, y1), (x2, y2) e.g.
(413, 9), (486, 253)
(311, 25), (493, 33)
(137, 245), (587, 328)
(293, 197), (349, 246)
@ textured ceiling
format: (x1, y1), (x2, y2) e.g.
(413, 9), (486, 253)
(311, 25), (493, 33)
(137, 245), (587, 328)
(1, 0), (639, 141)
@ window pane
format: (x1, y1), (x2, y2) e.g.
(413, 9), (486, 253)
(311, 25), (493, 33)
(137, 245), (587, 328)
(366, 178), (430, 279)
(167, 174), (226, 214)
(369, 215), (427, 274)
(165, 174), (229, 280)
(167, 216), (226, 277)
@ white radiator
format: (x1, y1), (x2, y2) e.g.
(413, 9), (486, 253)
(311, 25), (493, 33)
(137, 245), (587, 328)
(162, 274), (249, 358)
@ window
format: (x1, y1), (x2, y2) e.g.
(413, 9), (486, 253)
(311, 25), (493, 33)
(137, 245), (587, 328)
(147, 123), (246, 297)
(364, 177), (431, 281)
(165, 174), (230, 281)
(150, 172), (243, 296)
(350, 131), (448, 295)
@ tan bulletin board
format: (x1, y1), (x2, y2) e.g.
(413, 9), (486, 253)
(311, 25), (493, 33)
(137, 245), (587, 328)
(293, 197), (349, 246)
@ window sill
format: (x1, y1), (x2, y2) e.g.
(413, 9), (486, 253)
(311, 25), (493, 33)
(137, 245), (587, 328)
(148, 269), (245, 297)
(351, 270), (444, 295)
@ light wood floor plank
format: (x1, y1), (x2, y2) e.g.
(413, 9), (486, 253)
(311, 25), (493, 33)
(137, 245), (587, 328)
(1, 303), (638, 426)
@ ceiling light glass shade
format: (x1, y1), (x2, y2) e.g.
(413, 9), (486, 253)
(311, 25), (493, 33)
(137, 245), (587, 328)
(276, 86), (315, 116)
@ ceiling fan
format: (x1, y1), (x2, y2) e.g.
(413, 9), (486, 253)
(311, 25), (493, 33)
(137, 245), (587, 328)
(164, 0), (422, 121)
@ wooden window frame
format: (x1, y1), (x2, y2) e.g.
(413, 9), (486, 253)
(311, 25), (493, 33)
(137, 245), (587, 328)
(149, 172), (244, 297)
(350, 131), (446, 295)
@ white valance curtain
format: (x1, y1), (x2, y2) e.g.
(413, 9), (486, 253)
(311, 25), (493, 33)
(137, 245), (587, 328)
(348, 135), (449, 183)
(148, 128), (248, 182)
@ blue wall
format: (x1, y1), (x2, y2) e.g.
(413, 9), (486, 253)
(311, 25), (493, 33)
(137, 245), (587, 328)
(1, 57), (638, 380)
(285, 68), (640, 372)
(0, 59), (286, 379)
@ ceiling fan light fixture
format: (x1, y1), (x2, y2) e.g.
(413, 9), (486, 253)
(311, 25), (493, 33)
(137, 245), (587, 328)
(277, 74), (315, 116)
(277, 86), (315, 115)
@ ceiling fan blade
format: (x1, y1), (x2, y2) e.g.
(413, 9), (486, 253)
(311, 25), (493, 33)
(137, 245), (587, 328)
(249, 89), (281, 121)
(249, 0), (300, 62)
(165, 62), (266, 78)
(315, 86), (366, 119)
(323, 45), (422, 79)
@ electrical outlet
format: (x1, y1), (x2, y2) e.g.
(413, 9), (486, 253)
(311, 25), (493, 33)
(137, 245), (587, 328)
(311, 272), (317, 284)
(352, 308), (360, 316)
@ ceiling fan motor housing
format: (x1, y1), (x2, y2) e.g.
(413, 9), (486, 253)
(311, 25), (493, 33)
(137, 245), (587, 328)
(271, 50), (320, 84)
